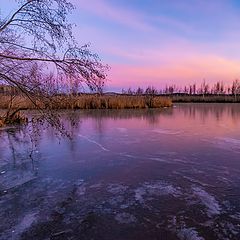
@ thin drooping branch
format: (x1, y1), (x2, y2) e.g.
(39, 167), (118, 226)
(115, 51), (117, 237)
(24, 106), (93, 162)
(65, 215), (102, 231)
(0, 0), (34, 32)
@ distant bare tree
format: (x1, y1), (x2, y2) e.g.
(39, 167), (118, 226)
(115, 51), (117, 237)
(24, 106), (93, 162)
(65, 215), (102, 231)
(192, 83), (196, 95)
(127, 87), (134, 95)
(199, 80), (209, 98)
(136, 87), (144, 95)
(232, 79), (240, 101)
(145, 86), (158, 96)
(0, 0), (108, 132)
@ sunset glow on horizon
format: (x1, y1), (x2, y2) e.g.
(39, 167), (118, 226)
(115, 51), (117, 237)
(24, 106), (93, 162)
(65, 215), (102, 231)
(3, 0), (240, 91)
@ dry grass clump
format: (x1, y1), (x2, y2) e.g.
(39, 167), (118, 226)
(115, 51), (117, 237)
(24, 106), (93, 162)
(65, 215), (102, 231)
(4, 112), (28, 125)
(152, 97), (172, 108)
(0, 95), (34, 109)
(0, 111), (28, 127)
(0, 118), (4, 127)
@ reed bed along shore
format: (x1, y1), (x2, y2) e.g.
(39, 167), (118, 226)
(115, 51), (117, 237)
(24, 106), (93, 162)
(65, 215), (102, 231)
(171, 94), (240, 103)
(0, 94), (172, 110)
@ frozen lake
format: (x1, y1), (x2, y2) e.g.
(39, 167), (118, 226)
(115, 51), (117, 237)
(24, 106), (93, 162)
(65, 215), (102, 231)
(0, 104), (240, 239)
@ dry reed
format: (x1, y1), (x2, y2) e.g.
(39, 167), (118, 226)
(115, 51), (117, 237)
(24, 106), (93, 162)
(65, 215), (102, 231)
(0, 94), (172, 110)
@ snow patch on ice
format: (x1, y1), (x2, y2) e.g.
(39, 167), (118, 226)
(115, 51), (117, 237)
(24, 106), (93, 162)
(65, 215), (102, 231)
(76, 185), (86, 196)
(0, 170), (36, 191)
(134, 187), (147, 204)
(75, 179), (86, 196)
(214, 137), (240, 152)
(107, 184), (128, 195)
(12, 212), (37, 238)
(135, 181), (181, 204)
(217, 137), (240, 145)
(115, 212), (137, 224)
(192, 187), (221, 217)
(230, 212), (240, 220)
(108, 196), (125, 206)
(177, 227), (205, 240)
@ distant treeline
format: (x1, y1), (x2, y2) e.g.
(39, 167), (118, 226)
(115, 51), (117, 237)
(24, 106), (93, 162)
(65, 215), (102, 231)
(2, 80), (240, 96)
(121, 80), (240, 102)
(122, 80), (240, 96)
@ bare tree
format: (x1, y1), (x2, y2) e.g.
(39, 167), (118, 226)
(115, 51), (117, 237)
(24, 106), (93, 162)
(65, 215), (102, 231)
(135, 87), (144, 95)
(0, 0), (108, 132)
(232, 79), (240, 101)
(145, 86), (158, 96)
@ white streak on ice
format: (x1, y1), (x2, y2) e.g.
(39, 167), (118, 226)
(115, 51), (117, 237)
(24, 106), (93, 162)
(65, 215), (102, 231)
(152, 129), (183, 135)
(78, 134), (109, 152)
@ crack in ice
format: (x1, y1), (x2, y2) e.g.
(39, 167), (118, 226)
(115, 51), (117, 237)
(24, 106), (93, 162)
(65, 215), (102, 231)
(78, 134), (109, 152)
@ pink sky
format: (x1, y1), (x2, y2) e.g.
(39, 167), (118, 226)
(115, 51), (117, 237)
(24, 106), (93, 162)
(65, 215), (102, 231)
(5, 0), (240, 91)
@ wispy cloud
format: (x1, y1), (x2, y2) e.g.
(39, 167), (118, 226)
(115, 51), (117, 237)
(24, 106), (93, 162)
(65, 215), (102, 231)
(71, 0), (240, 90)
(74, 0), (154, 31)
